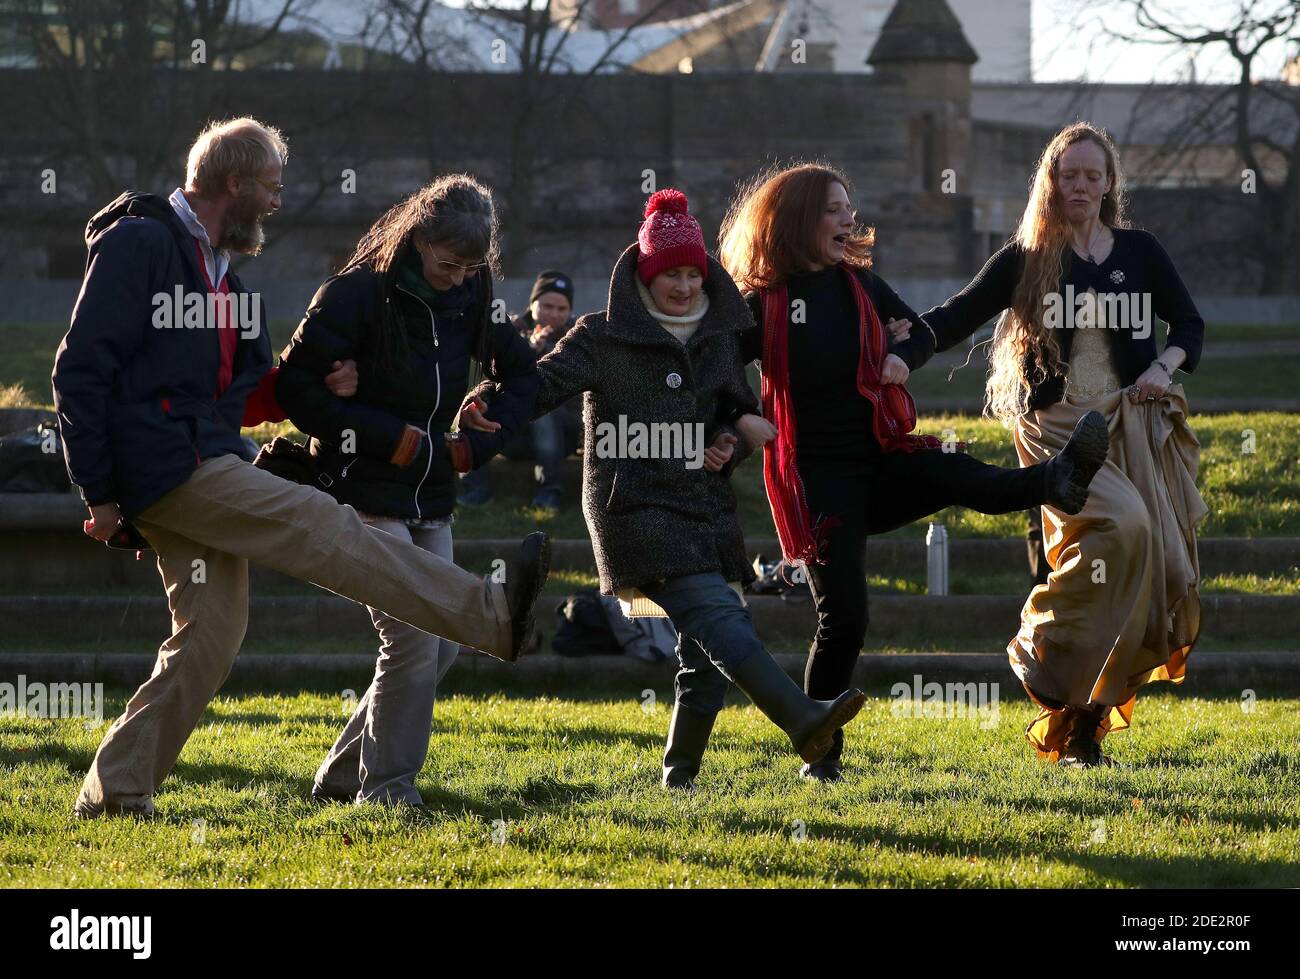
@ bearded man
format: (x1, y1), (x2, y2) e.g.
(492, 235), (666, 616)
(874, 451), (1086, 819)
(52, 117), (549, 818)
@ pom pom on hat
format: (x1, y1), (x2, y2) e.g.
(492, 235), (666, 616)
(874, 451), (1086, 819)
(645, 188), (690, 218)
(637, 187), (707, 285)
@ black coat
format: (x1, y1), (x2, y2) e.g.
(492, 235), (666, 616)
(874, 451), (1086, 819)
(480, 244), (761, 595)
(277, 261), (538, 520)
(52, 192), (272, 518)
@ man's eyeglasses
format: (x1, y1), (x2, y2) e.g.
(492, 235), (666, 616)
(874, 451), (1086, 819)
(252, 177), (284, 196)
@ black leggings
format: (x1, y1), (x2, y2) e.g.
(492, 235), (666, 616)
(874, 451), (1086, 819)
(800, 448), (1047, 761)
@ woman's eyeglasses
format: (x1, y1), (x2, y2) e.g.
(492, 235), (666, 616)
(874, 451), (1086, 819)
(415, 239), (488, 274)
(432, 258), (488, 273)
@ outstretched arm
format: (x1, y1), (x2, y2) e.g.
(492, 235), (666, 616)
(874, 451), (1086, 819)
(461, 316), (600, 435)
(920, 242), (1022, 353)
(870, 273), (937, 372)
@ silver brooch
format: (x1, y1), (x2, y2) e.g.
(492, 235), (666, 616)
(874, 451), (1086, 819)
(666, 372), (682, 389)
(1110, 269), (1125, 285)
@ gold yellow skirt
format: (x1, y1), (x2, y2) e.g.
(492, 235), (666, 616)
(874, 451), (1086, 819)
(1010, 383), (1207, 759)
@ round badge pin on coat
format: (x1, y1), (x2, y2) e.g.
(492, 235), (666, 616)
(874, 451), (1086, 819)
(666, 372), (682, 389)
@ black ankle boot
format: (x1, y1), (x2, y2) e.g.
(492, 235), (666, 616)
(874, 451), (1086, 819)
(800, 728), (845, 782)
(1059, 705), (1113, 768)
(729, 654), (867, 764)
(1043, 410), (1109, 514)
(662, 702), (718, 790)
(501, 532), (551, 661)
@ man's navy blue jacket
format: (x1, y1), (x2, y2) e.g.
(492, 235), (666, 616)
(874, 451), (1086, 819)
(52, 192), (272, 518)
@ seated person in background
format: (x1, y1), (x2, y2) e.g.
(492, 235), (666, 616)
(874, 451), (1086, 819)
(459, 270), (581, 511)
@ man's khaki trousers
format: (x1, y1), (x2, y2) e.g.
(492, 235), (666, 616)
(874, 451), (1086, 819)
(75, 454), (511, 816)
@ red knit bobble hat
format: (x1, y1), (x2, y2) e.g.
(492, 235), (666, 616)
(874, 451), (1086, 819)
(636, 188), (709, 285)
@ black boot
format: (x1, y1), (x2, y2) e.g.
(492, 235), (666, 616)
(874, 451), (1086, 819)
(662, 702), (718, 790)
(800, 728), (845, 782)
(1042, 410), (1109, 515)
(730, 654), (867, 764)
(501, 532), (551, 662)
(1058, 704), (1113, 768)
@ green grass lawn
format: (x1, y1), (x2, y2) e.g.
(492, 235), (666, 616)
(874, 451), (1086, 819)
(1, 688), (1296, 887)
(1207, 323), (1300, 341)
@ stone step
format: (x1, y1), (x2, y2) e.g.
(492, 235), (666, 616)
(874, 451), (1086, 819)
(1, 494), (1297, 589)
(4, 592), (1299, 645)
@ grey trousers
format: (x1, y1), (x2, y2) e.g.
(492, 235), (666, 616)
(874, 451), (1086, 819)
(313, 514), (461, 806)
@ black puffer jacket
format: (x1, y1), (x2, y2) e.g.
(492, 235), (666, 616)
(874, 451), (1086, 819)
(478, 243), (761, 594)
(277, 258), (538, 520)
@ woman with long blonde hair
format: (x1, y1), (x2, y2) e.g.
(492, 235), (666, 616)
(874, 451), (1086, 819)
(922, 122), (1206, 767)
(718, 162), (1110, 781)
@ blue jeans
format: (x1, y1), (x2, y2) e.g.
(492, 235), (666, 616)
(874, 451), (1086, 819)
(528, 410), (567, 492)
(639, 573), (764, 715)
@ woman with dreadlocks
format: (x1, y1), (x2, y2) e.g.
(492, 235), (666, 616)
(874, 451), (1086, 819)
(277, 174), (540, 806)
(920, 123), (1206, 768)
(717, 162), (1110, 782)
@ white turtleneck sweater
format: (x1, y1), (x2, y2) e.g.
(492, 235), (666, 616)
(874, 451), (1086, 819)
(636, 277), (709, 345)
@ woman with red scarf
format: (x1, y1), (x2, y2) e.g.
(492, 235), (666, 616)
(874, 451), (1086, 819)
(718, 163), (1110, 781)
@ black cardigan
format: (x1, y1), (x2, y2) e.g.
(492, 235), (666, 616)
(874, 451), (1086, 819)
(921, 228), (1204, 409)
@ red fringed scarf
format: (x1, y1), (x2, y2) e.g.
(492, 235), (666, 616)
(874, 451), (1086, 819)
(760, 263), (941, 567)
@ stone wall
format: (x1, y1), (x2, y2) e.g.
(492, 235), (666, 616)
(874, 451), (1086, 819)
(1, 66), (1292, 296)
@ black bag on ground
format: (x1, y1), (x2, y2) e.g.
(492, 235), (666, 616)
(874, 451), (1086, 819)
(744, 552), (811, 602)
(599, 594), (676, 663)
(552, 589), (622, 657)
(0, 424), (71, 492)
(251, 436), (319, 486)
(551, 588), (679, 661)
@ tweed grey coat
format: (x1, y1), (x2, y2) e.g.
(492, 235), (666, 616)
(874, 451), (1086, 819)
(479, 243), (762, 595)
